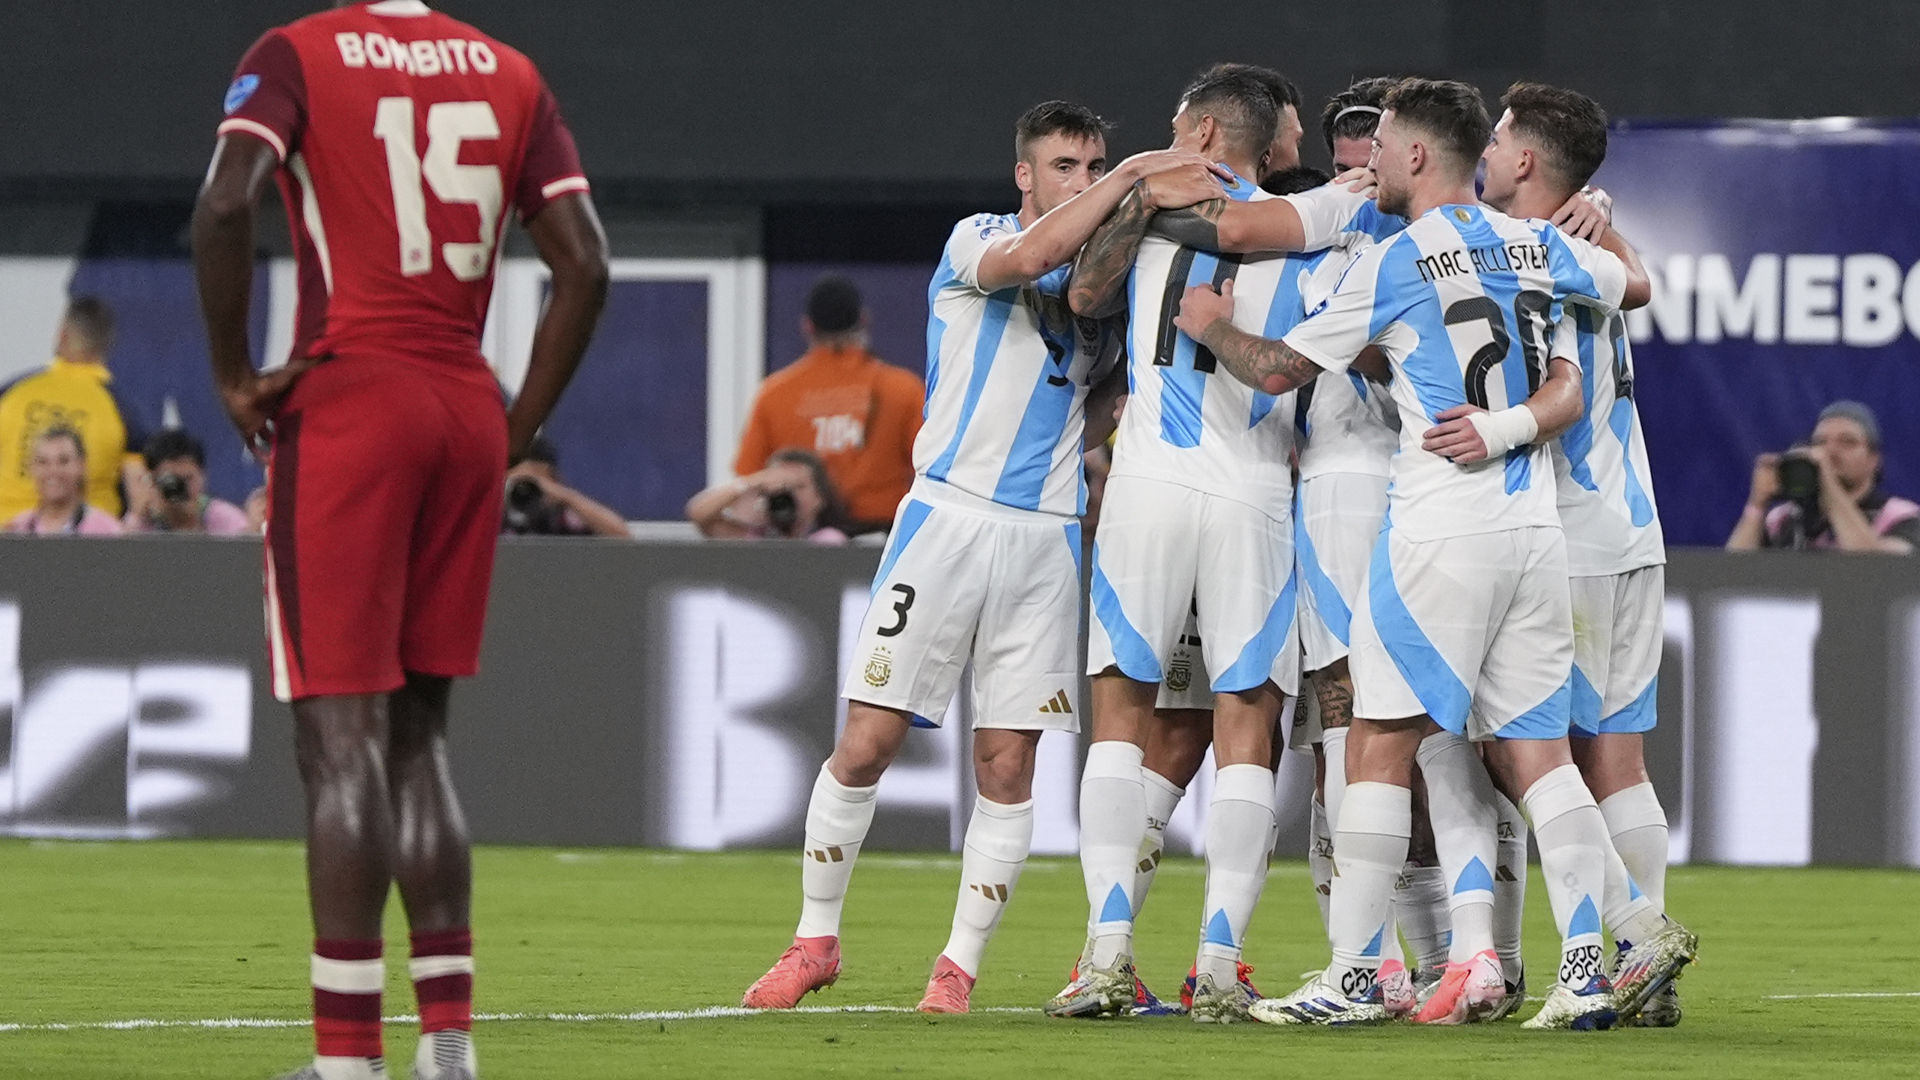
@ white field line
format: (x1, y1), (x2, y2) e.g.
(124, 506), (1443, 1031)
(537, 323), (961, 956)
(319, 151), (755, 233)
(0, 1005), (1031, 1034)
(1762, 992), (1920, 1000)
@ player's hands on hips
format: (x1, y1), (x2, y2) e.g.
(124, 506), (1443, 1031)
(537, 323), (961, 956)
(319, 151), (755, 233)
(219, 357), (318, 448)
(1551, 186), (1613, 241)
(1423, 404), (1491, 464)
(1172, 278), (1235, 341)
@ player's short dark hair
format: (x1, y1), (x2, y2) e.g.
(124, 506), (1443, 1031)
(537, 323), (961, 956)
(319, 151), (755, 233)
(36, 425), (85, 461)
(62, 296), (115, 355)
(1261, 165), (1332, 197)
(1014, 101), (1110, 163)
(1383, 78), (1491, 179)
(1321, 76), (1397, 151)
(805, 275), (863, 335)
(1180, 69), (1281, 163)
(1205, 62), (1301, 116)
(1501, 82), (1609, 190)
(142, 428), (206, 470)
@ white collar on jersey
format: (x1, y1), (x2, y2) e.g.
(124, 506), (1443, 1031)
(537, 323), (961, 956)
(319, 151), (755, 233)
(366, 0), (432, 16)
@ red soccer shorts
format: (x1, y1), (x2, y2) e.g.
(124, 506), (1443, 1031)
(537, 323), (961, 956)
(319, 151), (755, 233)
(263, 356), (508, 700)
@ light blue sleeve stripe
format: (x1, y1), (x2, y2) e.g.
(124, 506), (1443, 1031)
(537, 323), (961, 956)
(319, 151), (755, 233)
(1366, 524), (1472, 732)
(927, 290), (1016, 481)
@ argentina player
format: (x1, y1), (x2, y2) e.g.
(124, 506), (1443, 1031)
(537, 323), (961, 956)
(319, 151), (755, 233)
(742, 102), (1225, 1015)
(1171, 79), (1696, 1029)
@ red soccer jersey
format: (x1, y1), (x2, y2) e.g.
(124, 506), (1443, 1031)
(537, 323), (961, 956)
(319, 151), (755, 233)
(217, 0), (589, 371)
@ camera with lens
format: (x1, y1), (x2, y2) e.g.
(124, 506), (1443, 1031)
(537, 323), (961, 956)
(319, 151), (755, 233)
(154, 472), (192, 504)
(503, 476), (556, 534)
(1776, 450), (1821, 505)
(764, 489), (800, 536)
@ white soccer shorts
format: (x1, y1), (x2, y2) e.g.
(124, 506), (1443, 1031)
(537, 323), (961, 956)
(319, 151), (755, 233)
(842, 481), (1082, 732)
(1155, 600), (1213, 711)
(1348, 524), (1574, 741)
(1296, 472), (1390, 674)
(1088, 475), (1298, 698)
(1569, 564), (1663, 737)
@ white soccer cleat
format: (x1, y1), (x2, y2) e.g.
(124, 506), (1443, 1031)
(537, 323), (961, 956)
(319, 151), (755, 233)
(1610, 920), (1698, 1025)
(1486, 971), (1528, 1022)
(1188, 969), (1259, 1024)
(1521, 976), (1617, 1031)
(1248, 971), (1388, 1026)
(1044, 953), (1137, 1018)
(1630, 982), (1682, 1028)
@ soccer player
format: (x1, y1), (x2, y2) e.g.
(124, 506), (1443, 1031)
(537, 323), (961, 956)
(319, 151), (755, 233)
(1043, 69), (1300, 1024)
(741, 103), (1224, 1016)
(1480, 82), (1683, 1027)
(1169, 78), (1695, 1030)
(194, 3), (609, 1078)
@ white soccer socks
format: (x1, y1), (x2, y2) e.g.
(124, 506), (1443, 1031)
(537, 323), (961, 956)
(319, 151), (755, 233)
(1600, 782), (1670, 911)
(1308, 797), (1334, 931)
(1522, 764), (1616, 990)
(941, 796), (1035, 977)
(1327, 781), (1412, 997)
(1135, 768), (1187, 919)
(1196, 764), (1276, 983)
(1322, 727), (1351, 832)
(1079, 740), (1146, 966)
(1392, 864), (1452, 972)
(1493, 791), (1530, 986)
(1416, 731), (1499, 964)
(795, 764), (880, 940)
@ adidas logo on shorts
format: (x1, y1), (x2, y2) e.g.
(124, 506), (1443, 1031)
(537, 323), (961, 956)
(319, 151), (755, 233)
(1038, 690), (1073, 714)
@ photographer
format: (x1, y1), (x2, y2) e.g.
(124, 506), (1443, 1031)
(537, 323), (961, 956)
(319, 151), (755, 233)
(1726, 401), (1918, 554)
(122, 429), (250, 535)
(685, 448), (851, 543)
(500, 438), (630, 537)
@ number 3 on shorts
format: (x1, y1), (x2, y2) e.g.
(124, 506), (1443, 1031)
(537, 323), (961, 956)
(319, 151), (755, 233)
(876, 584), (915, 637)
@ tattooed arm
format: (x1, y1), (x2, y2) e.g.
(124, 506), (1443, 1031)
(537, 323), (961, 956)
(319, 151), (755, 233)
(1066, 184), (1152, 318)
(1170, 279), (1326, 396)
(1149, 195), (1310, 255)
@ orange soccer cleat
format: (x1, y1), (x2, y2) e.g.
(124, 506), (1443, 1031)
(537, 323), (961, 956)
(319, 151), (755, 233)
(1413, 949), (1505, 1025)
(742, 935), (842, 1009)
(916, 955), (976, 1014)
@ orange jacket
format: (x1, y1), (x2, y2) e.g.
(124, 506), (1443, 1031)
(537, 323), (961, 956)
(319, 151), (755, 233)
(734, 346), (923, 528)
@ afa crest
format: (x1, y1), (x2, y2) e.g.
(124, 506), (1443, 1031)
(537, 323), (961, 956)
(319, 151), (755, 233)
(864, 647), (893, 688)
(1165, 654), (1192, 694)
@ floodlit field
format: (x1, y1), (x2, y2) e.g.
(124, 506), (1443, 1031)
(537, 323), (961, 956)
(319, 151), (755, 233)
(0, 840), (1914, 1078)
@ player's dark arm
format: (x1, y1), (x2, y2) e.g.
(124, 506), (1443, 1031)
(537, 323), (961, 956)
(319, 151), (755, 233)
(1596, 225), (1651, 311)
(1081, 352), (1129, 447)
(1066, 186), (1152, 318)
(1171, 280), (1323, 396)
(1151, 196), (1311, 255)
(508, 192), (609, 464)
(192, 133), (315, 441)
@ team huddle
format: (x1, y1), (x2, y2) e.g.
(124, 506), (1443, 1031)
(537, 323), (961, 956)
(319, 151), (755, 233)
(745, 66), (1695, 1030)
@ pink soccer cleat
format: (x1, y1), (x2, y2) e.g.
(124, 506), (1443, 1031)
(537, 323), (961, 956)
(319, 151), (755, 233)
(743, 935), (841, 1009)
(916, 955), (975, 1014)
(1413, 949), (1506, 1025)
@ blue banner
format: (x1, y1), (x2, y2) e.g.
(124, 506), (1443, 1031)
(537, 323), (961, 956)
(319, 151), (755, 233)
(1599, 120), (1920, 546)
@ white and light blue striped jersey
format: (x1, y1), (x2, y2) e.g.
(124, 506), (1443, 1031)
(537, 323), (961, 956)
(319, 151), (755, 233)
(1283, 204), (1628, 541)
(1110, 171), (1306, 518)
(1553, 304), (1665, 575)
(1282, 182), (1408, 252)
(918, 212), (1117, 517)
(1295, 241), (1402, 480)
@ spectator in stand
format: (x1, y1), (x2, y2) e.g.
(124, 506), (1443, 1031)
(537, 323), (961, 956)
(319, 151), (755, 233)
(122, 429), (251, 535)
(733, 275), (922, 534)
(686, 448), (851, 543)
(500, 437), (631, 537)
(5, 427), (121, 535)
(1726, 400), (1918, 554)
(0, 296), (148, 520)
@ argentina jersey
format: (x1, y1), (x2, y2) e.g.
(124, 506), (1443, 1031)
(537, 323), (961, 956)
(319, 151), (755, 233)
(918, 213), (1115, 517)
(1110, 171), (1303, 518)
(1553, 303), (1665, 575)
(1282, 204), (1628, 541)
(1295, 242), (1402, 481)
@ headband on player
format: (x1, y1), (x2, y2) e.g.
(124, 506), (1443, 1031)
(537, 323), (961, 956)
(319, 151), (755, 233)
(1332, 105), (1384, 125)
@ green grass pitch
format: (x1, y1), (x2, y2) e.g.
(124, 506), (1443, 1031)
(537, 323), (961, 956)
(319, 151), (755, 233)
(1, 840), (1916, 1078)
